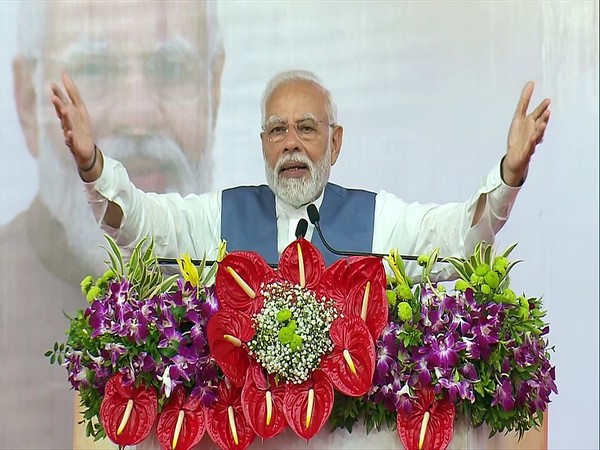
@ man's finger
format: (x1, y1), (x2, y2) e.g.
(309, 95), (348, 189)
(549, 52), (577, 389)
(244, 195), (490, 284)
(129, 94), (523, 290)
(532, 121), (548, 146)
(50, 95), (64, 119)
(62, 72), (83, 108)
(531, 98), (551, 121)
(61, 104), (75, 132)
(514, 81), (534, 119)
(51, 83), (70, 108)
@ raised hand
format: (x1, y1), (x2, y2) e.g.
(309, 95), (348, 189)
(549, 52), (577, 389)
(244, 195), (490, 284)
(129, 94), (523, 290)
(503, 81), (551, 186)
(50, 73), (96, 173)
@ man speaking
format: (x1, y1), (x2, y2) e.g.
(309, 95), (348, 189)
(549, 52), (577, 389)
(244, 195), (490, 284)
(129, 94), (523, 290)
(51, 70), (549, 276)
(50, 69), (549, 448)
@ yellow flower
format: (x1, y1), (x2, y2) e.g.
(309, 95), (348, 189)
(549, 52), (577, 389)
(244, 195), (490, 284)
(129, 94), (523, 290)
(177, 253), (199, 287)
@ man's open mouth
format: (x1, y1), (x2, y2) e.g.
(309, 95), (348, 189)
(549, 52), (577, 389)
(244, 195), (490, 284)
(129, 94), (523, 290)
(279, 162), (309, 175)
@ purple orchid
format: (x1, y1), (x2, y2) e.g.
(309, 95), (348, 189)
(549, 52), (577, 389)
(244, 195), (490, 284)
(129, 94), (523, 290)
(427, 332), (467, 371)
(492, 378), (516, 411)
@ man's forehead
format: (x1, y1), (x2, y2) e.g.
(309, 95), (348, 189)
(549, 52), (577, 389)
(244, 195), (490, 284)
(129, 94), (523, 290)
(43, 0), (209, 56)
(265, 81), (328, 120)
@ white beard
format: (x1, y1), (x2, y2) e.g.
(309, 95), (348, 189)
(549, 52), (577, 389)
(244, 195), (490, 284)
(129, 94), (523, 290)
(264, 144), (332, 208)
(37, 129), (211, 273)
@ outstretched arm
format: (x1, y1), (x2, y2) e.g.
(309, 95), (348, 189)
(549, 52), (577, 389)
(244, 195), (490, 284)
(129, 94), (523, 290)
(471, 81), (551, 225)
(376, 82), (552, 280)
(49, 72), (97, 178)
(49, 72), (123, 228)
(502, 81), (551, 186)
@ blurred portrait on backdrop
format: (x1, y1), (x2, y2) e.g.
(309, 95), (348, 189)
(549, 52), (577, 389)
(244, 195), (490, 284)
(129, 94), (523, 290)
(1, 1), (224, 448)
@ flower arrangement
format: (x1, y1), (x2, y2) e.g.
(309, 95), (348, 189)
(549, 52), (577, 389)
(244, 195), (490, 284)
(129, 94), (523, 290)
(48, 237), (556, 450)
(204, 239), (386, 446)
(330, 244), (557, 450)
(47, 237), (221, 448)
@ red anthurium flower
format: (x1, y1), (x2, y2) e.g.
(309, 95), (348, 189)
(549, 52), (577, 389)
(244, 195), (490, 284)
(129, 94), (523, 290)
(319, 256), (387, 337)
(207, 380), (256, 450)
(241, 363), (287, 439)
(100, 373), (158, 447)
(320, 316), (375, 397)
(156, 386), (206, 450)
(397, 386), (455, 450)
(216, 251), (276, 314)
(342, 277), (388, 340)
(283, 370), (334, 441)
(278, 237), (326, 291)
(207, 310), (255, 386)
(317, 256), (358, 305)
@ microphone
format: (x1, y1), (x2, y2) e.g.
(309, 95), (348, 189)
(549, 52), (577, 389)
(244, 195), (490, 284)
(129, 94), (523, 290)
(295, 218), (309, 239)
(157, 256), (278, 268)
(306, 203), (419, 261)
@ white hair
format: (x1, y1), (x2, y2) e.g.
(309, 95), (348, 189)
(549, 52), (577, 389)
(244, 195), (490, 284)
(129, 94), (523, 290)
(260, 70), (338, 126)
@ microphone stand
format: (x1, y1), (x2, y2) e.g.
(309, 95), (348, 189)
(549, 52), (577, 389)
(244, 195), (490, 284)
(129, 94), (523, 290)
(305, 204), (454, 263)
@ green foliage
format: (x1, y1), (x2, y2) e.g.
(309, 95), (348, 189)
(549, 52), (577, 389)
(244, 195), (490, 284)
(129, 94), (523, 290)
(329, 392), (396, 434)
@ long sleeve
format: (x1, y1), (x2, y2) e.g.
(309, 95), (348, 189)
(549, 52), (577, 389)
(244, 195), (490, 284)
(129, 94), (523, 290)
(372, 160), (521, 280)
(83, 156), (222, 259)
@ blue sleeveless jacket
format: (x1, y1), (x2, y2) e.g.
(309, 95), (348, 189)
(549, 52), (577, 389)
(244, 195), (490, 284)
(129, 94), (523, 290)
(221, 183), (376, 266)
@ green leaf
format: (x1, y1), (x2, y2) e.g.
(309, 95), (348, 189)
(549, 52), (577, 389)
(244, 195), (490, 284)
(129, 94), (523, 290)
(202, 261), (219, 286)
(159, 346), (178, 358)
(470, 254), (479, 272)
(103, 235), (124, 275)
(142, 238), (155, 263)
(151, 274), (179, 296)
(483, 243), (493, 265)
(424, 248), (439, 277)
(504, 260), (523, 277)
(501, 242), (519, 259)
(462, 259), (475, 277)
(395, 254), (407, 279)
(446, 258), (470, 281)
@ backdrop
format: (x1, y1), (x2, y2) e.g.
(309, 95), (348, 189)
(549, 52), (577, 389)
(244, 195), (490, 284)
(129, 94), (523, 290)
(0, 1), (597, 449)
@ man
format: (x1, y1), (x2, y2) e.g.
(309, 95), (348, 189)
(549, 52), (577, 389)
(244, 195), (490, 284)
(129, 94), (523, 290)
(51, 69), (550, 449)
(52, 70), (549, 271)
(1, 1), (224, 448)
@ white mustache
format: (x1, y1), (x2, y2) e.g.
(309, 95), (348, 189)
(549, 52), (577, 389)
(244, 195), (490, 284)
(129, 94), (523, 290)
(97, 134), (187, 166)
(96, 134), (203, 194)
(274, 153), (314, 175)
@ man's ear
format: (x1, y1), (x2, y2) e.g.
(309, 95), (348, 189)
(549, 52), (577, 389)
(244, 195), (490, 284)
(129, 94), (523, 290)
(330, 125), (343, 166)
(209, 48), (225, 129)
(13, 55), (39, 158)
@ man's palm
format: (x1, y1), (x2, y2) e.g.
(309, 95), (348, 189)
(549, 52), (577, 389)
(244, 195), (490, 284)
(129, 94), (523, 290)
(50, 72), (95, 168)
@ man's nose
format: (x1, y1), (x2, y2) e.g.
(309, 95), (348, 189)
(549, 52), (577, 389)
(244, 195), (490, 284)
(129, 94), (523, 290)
(282, 124), (302, 153)
(108, 64), (163, 135)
